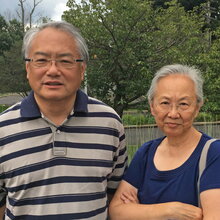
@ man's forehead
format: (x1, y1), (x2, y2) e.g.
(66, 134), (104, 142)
(33, 51), (75, 57)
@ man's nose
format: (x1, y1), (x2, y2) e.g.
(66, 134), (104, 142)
(46, 60), (60, 74)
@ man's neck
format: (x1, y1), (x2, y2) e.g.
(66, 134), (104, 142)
(34, 95), (76, 126)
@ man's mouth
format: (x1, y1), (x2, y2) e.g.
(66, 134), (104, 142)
(44, 82), (63, 85)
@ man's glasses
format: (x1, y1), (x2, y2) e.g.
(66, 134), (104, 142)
(24, 57), (84, 69)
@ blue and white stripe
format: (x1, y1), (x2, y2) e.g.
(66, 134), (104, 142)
(0, 90), (127, 219)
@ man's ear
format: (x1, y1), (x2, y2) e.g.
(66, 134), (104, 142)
(80, 63), (86, 81)
(26, 63), (30, 80)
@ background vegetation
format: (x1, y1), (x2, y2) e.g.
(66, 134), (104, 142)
(0, 0), (219, 120)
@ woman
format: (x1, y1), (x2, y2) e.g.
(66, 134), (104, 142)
(109, 64), (220, 220)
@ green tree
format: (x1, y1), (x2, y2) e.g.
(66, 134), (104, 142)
(63, 0), (206, 116)
(0, 15), (13, 55)
(153, 0), (206, 10)
(197, 27), (220, 117)
(0, 16), (29, 96)
(153, 0), (220, 31)
(0, 40), (30, 96)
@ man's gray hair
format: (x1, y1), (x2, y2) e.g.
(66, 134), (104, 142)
(147, 64), (204, 104)
(22, 21), (89, 63)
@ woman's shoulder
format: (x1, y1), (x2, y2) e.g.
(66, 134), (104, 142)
(201, 133), (220, 148)
(201, 133), (220, 158)
(208, 139), (220, 154)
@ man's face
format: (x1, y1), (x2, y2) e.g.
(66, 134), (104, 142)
(26, 27), (86, 104)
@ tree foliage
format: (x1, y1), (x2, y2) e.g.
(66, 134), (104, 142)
(0, 0), (219, 118)
(63, 0), (208, 116)
(0, 40), (30, 96)
(0, 15), (29, 96)
(0, 16), (13, 55)
(0, 0), (45, 97)
(197, 27), (220, 116)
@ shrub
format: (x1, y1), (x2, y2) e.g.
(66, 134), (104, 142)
(122, 111), (155, 126)
(127, 145), (139, 164)
(0, 105), (9, 113)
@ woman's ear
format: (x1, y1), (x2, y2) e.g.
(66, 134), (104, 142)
(195, 101), (203, 118)
(150, 102), (156, 117)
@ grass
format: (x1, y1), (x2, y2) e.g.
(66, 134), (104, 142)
(0, 105), (9, 112)
(127, 145), (139, 164)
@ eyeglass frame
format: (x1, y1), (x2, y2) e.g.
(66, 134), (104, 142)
(153, 99), (199, 113)
(24, 57), (84, 69)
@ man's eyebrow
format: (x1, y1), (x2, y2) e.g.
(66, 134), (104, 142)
(33, 51), (50, 56)
(57, 53), (74, 57)
(33, 52), (75, 57)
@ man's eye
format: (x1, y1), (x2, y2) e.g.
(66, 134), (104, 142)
(60, 59), (73, 64)
(35, 59), (48, 63)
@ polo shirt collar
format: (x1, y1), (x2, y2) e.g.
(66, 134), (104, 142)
(20, 89), (88, 118)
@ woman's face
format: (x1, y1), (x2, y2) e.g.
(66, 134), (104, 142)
(150, 74), (201, 137)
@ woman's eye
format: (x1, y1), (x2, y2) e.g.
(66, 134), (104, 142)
(160, 101), (169, 105)
(180, 102), (189, 106)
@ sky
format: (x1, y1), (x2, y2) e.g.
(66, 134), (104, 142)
(0, 0), (70, 21)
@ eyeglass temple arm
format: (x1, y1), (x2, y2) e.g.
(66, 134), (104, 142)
(75, 59), (84, 62)
(24, 58), (32, 62)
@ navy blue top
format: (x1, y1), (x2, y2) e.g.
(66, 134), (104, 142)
(124, 133), (220, 206)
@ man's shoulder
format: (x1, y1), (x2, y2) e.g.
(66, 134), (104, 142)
(0, 102), (21, 118)
(87, 96), (119, 116)
(0, 102), (22, 129)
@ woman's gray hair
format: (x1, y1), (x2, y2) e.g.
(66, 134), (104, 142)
(22, 21), (89, 63)
(147, 64), (204, 104)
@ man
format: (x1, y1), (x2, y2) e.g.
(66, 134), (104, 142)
(0, 21), (127, 219)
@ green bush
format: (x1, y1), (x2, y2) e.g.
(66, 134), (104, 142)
(122, 112), (155, 126)
(196, 112), (220, 122)
(127, 145), (139, 164)
(123, 110), (219, 126)
(0, 105), (9, 113)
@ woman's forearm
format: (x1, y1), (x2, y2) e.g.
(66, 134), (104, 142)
(109, 202), (169, 220)
(109, 202), (202, 220)
(0, 205), (5, 220)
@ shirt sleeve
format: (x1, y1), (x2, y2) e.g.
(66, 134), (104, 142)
(0, 188), (6, 207)
(0, 145), (6, 206)
(123, 142), (151, 189)
(0, 161), (6, 206)
(107, 124), (128, 194)
(200, 140), (220, 192)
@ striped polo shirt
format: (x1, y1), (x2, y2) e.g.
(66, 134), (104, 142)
(0, 89), (127, 220)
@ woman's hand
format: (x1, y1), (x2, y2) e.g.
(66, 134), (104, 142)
(109, 180), (203, 220)
(120, 191), (139, 204)
(165, 202), (203, 220)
